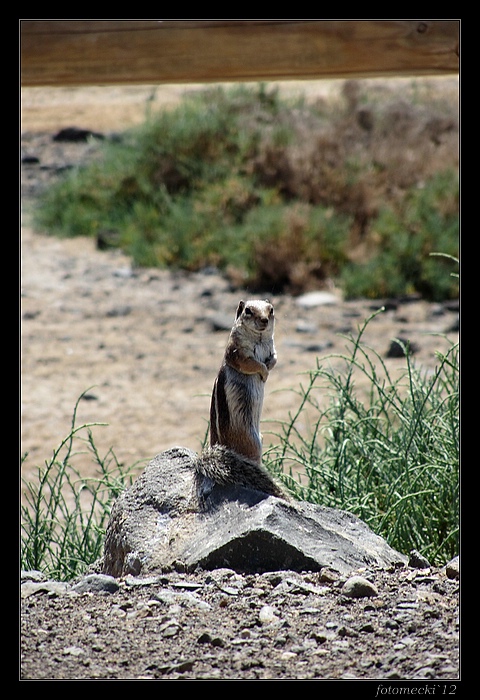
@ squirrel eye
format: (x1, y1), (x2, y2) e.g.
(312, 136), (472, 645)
(245, 308), (252, 316)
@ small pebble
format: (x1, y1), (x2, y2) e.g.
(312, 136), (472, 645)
(280, 651), (297, 661)
(106, 305), (132, 318)
(295, 320), (317, 334)
(258, 605), (279, 625)
(342, 575), (378, 598)
(445, 555), (459, 579)
(72, 574), (119, 594)
(296, 291), (339, 308)
(386, 337), (419, 358)
(21, 580), (71, 598)
(63, 646), (85, 657)
(408, 549), (431, 569)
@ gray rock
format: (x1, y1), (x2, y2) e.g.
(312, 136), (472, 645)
(181, 491), (406, 575)
(342, 575), (378, 598)
(21, 580), (71, 598)
(296, 291), (339, 308)
(445, 555), (459, 579)
(72, 573), (120, 594)
(101, 448), (407, 578)
(408, 549), (431, 569)
(21, 570), (48, 582)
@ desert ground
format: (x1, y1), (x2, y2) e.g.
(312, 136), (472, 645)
(21, 79), (459, 682)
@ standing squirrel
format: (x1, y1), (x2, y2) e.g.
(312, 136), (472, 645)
(195, 299), (286, 500)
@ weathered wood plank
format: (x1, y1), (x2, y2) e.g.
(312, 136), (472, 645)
(21, 20), (459, 87)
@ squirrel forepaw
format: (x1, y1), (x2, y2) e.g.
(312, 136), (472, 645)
(265, 355), (277, 371)
(260, 367), (269, 382)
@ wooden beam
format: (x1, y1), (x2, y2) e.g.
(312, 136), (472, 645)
(21, 20), (459, 87)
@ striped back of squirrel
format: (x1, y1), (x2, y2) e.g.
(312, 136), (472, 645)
(210, 364), (264, 463)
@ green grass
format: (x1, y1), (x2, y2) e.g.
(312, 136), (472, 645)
(21, 391), (140, 581)
(266, 308), (459, 565)
(32, 83), (459, 300)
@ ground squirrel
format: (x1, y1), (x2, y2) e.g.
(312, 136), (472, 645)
(195, 299), (286, 500)
(210, 299), (277, 463)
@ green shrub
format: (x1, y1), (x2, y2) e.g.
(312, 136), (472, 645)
(32, 84), (458, 299)
(245, 203), (351, 292)
(340, 170), (459, 300)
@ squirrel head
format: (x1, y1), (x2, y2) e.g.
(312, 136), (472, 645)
(235, 299), (275, 334)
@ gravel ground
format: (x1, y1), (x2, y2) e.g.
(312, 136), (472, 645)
(21, 564), (459, 682)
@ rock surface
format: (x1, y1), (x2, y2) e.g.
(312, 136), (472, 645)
(100, 448), (406, 578)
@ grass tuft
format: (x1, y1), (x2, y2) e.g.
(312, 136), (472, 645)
(21, 391), (140, 581)
(265, 310), (459, 565)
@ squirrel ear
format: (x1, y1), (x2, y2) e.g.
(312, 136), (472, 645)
(236, 300), (245, 319)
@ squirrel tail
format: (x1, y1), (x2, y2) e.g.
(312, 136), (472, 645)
(195, 445), (287, 501)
